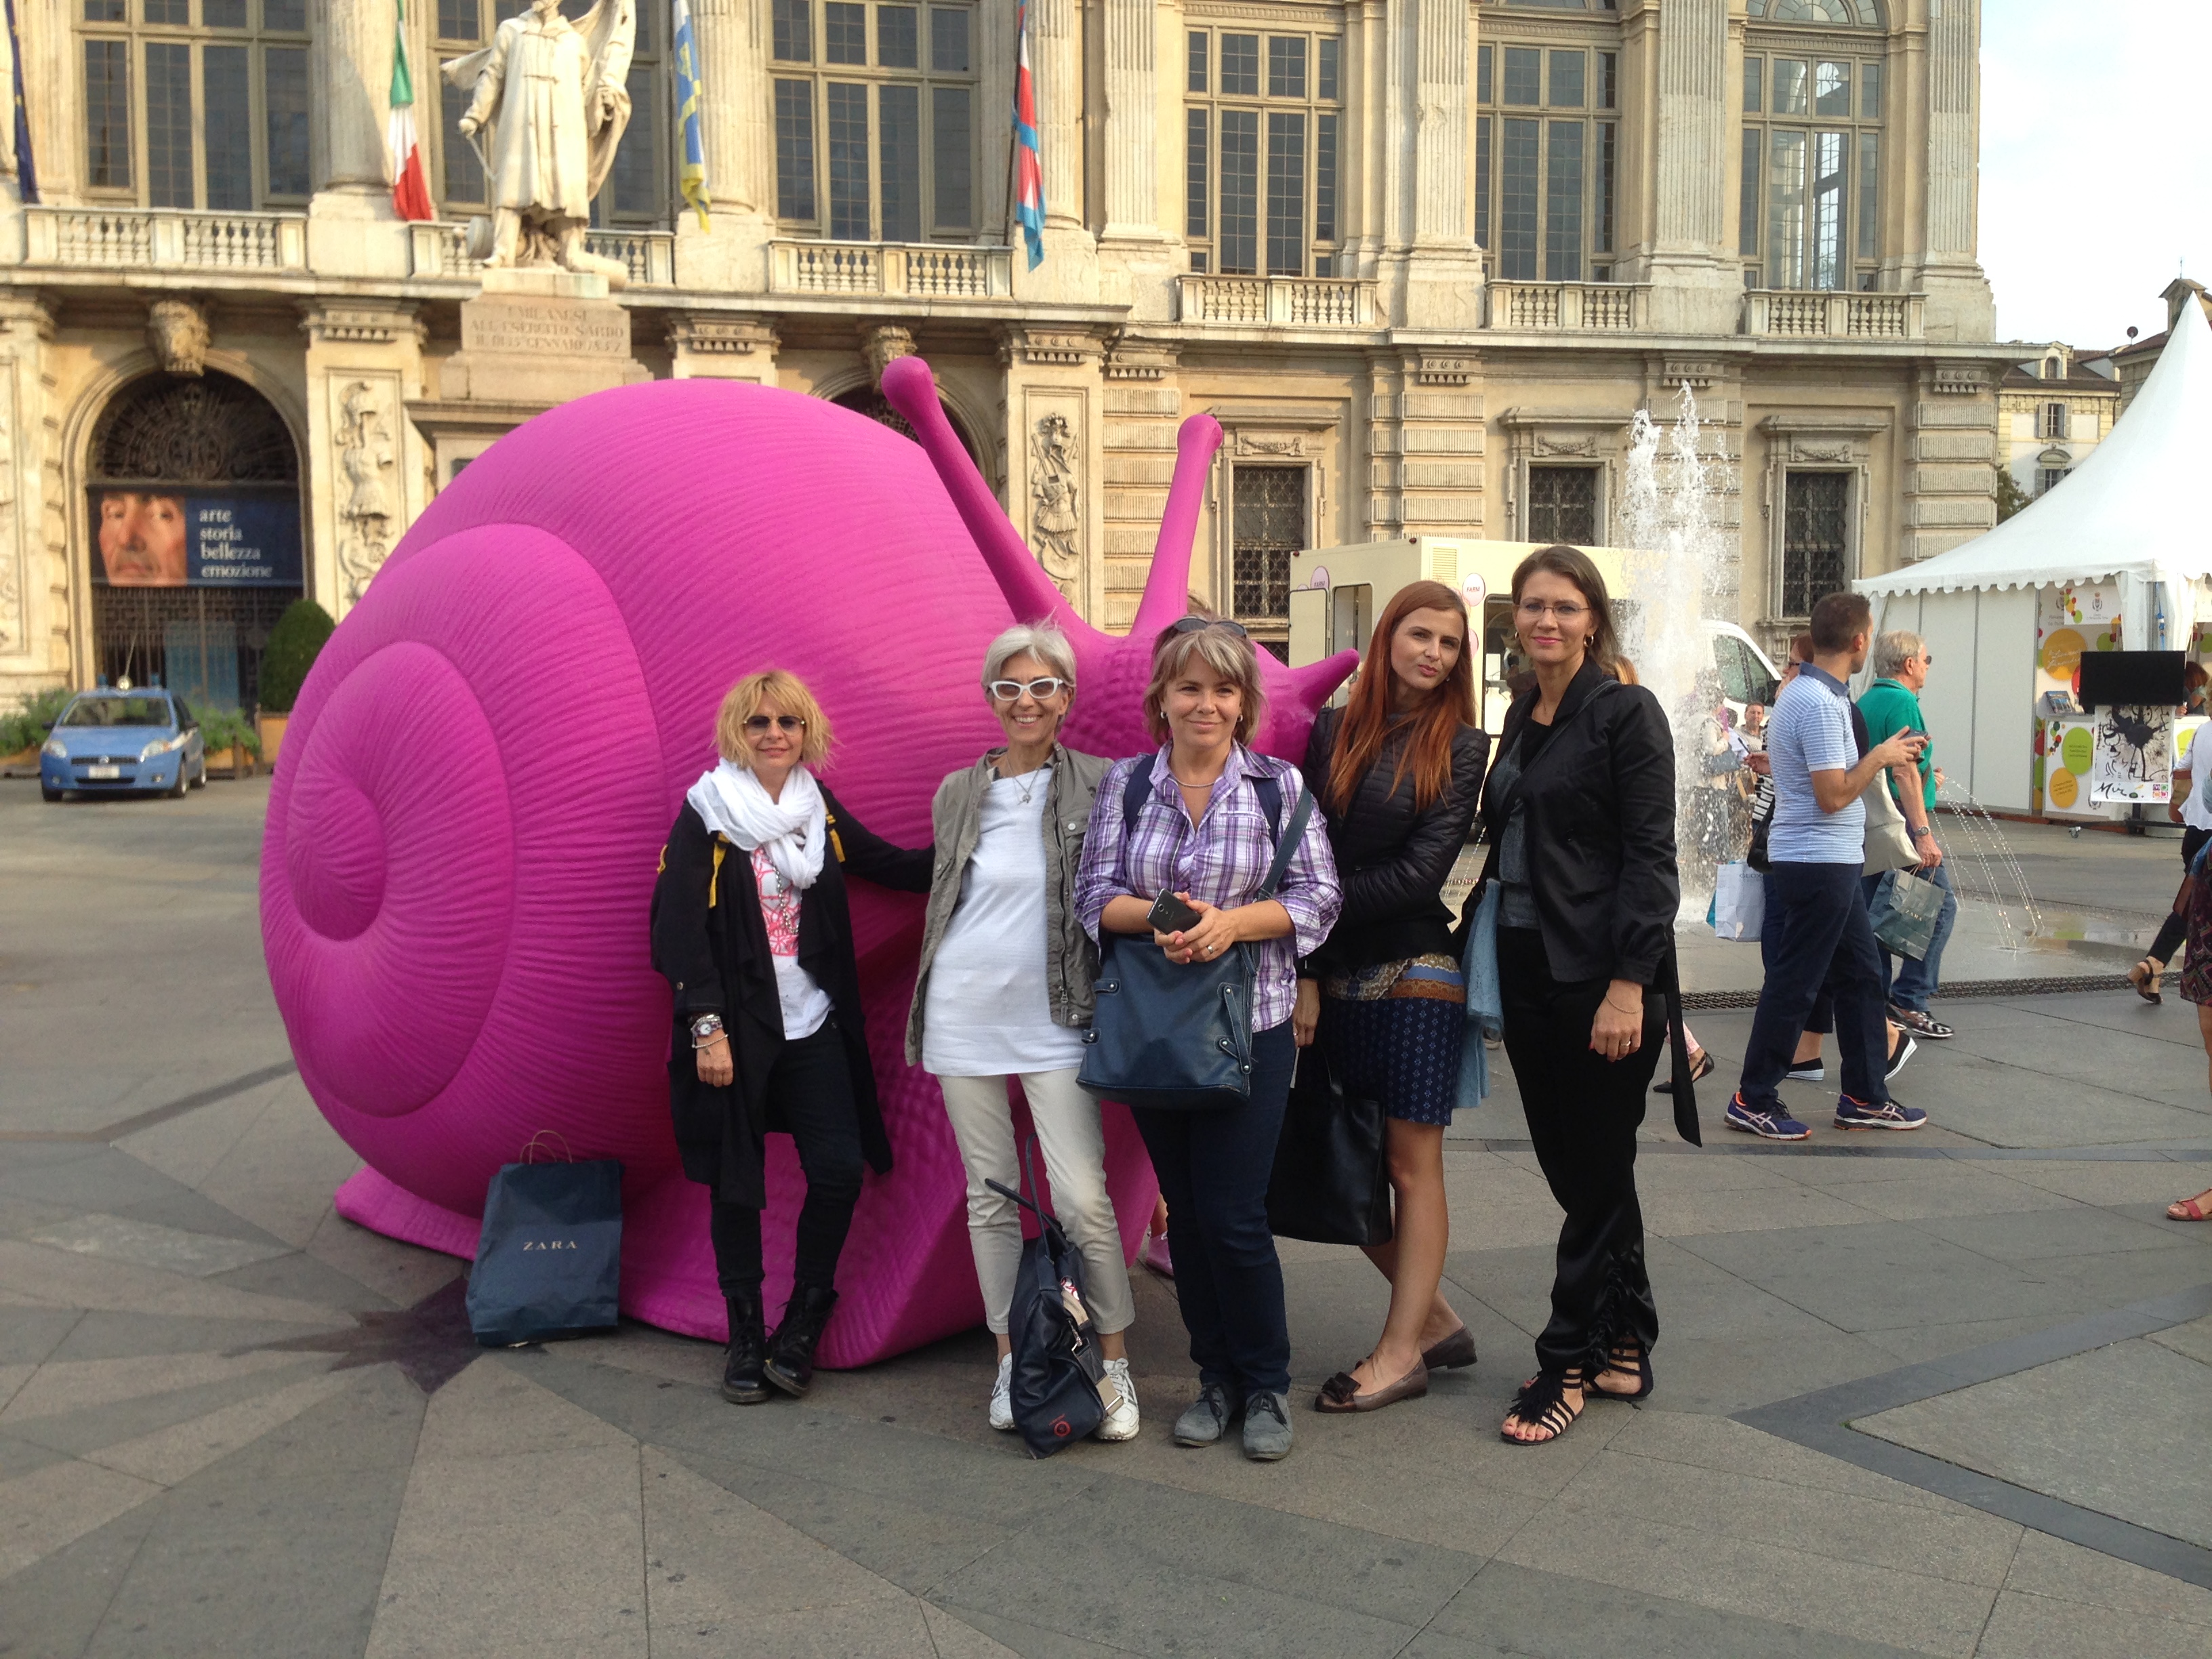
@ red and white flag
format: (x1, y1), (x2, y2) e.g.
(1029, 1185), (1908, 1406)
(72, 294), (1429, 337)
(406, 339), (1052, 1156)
(388, 0), (434, 221)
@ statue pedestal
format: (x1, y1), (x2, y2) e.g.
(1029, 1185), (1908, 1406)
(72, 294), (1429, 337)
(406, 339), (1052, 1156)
(408, 265), (651, 489)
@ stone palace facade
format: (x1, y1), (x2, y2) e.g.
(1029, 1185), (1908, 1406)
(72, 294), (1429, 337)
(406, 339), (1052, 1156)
(0, 0), (2011, 703)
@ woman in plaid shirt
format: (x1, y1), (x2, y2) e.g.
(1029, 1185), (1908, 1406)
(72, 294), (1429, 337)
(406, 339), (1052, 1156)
(1076, 618), (1340, 1462)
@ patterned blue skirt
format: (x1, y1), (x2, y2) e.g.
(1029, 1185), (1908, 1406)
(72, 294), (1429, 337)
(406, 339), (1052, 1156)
(1317, 955), (1468, 1126)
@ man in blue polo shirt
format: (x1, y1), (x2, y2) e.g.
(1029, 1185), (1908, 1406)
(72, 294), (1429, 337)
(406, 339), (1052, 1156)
(1730, 591), (1930, 1140)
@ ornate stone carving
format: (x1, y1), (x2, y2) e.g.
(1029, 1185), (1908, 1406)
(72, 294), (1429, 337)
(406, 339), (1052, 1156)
(1234, 431), (1307, 458)
(671, 315), (776, 357)
(1534, 433), (1600, 457)
(1029, 413), (1081, 598)
(1661, 359), (1726, 391)
(1418, 355), (1476, 387)
(300, 304), (423, 348)
(860, 324), (917, 385)
(147, 299), (211, 377)
(335, 380), (396, 604)
(1011, 330), (1101, 367)
(1103, 341), (1176, 382)
(1931, 364), (1986, 396)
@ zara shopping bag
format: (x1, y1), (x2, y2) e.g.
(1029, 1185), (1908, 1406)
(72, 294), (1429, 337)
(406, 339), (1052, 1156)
(1868, 867), (1944, 962)
(985, 1142), (1107, 1457)
(1712, 861), (1764, 941)
(1267, 1045), (1393, 1247)
(466, 1136), (624, 1347)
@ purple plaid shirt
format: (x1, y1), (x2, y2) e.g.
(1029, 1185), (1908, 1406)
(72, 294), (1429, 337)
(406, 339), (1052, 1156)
(1076, 745), (1341, 1032)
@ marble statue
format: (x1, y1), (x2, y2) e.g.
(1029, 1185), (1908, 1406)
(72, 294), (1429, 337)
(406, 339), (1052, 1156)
(442, 0), (635, 285)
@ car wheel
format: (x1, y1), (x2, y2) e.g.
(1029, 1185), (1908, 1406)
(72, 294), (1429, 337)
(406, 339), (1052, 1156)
(190, 762), (207, 790)
(169, 764), (189, 799)
(41, 785), (62, 802)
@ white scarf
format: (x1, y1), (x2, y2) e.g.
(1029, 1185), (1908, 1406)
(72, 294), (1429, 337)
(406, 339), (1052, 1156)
(687, 760), (827, 893)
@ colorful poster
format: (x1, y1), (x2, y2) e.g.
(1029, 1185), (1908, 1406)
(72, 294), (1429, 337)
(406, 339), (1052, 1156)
(93, 491), (302, 588)
(2088, 703), (2173, 804)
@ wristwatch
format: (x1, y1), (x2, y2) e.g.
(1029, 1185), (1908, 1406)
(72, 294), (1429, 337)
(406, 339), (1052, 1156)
(1911, 825), (1936, 838)
(689, 1014), (724, 1041)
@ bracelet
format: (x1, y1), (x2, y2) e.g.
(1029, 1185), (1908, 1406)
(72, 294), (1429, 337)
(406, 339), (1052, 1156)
(1604, 995), (1643, 1015)
(691, 1031), (729, 1050)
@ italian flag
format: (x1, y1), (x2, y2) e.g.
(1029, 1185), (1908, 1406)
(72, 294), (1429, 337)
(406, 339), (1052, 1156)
(388, 0), (434, 221)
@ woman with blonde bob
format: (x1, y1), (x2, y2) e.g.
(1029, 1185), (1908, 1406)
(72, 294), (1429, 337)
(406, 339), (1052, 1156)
(651, 670), (932, 1406)
(1076, 618), (1340, 1462)
(906, 623), (1141, 1441)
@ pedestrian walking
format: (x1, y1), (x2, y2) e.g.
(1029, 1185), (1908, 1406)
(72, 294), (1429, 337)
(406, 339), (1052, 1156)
(1296, 579), (1490, 1414)
(1473, 546), (1681, 1446)
(2167, 837), (2212, 1221)
(651, 671), (934, 1405)
(1858, 632), (1957, 1039)
(1729, 594), (1929, 1141)
(1075, 617), (1340, 1462)
(906, 623), (1139, 1441)
(2131, 664), (2212, 1004)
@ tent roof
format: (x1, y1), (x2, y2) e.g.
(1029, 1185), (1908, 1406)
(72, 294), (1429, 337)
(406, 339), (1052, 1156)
(1858, 296), (2212, 597)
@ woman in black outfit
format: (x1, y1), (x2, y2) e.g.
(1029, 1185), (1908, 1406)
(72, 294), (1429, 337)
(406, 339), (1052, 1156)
(651, 670), (932, 1405)
(1297, 579), (1490, 1414)
(1475, 546), (1681, 1446)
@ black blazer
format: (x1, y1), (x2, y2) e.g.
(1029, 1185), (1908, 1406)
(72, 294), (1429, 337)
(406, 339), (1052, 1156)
(1473, 658), (1679, 987)
(649, 786), (932, 1208)
(1303, 707), (1489, 972)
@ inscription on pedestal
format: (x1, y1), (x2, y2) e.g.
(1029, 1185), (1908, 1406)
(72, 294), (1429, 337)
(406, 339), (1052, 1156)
(462, 302), (632, 359)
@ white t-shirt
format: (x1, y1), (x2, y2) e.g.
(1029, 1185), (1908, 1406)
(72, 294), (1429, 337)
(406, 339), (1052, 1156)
(752, 846), (832, 1040)
(2186, 746), (2212, 832)
(922, 769), (1089, 1078)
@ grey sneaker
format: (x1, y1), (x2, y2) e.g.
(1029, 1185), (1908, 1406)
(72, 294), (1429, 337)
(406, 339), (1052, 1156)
(1173, 1382), (1237, 1447)
(1242, 1390), (1293, 1462)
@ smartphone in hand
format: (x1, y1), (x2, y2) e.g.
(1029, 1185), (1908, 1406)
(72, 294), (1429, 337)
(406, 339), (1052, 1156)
(1147, 889), (1206, 935)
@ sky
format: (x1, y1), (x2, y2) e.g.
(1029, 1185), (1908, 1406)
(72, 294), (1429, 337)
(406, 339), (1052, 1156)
(1979, 0), (2212, 351)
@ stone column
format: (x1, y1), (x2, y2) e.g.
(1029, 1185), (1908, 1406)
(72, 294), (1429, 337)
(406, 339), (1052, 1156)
(680, 0), (778, 293)
(1908, 0), (1994, 342)
(0, 299), (55, 698)
(308, 0), (411, 276)
(1014, 0), (1099, 302)
(1099, 0), (1155, 240)
(1635, 0), (1736, 333)
(1390, 0), (1481, 329)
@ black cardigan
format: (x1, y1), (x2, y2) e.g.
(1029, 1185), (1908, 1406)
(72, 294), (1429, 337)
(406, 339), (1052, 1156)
(1302, 707), (1490, 973)
(649, 785), (932, 1208)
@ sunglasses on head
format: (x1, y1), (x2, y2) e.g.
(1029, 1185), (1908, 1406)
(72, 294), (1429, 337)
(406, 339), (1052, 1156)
(1168, 616), (1250, 638)
(743, 714), (806, 733)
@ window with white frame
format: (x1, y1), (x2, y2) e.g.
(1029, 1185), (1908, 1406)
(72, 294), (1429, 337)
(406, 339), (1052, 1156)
(1184, 27), (1344, 277)
(77, 0), (312, 208)
(1475, 37), (1620, 282)
(435, 0), (668, 226)
(2041, 402), (2068, 440)
(1740, 36), (1887, 291)
(769, 0), (978, 242)
(2037, 466), (2070, 495)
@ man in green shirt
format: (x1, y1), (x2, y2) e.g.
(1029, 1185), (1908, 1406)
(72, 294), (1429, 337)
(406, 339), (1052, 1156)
(1858, 632), (1956, 1039)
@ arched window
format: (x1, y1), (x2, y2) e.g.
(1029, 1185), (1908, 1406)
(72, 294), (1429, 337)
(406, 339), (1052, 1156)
(1747, 0), (1882, 23)
(2043, 355), (2062, 380)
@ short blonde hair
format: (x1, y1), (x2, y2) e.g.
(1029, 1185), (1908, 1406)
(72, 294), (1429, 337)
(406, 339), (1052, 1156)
(1143, 620), (1265, 746)
(714, 670), (832, 768)
(981, 622), (1078, 689)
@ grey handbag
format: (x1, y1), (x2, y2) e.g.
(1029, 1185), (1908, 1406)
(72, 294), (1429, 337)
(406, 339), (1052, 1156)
(1868, 867), (1944, 960)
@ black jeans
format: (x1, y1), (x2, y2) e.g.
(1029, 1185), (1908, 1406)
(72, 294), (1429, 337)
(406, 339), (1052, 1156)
(1496, 928), (1662, 1374)
(1738, 862), (1889, 1113)
(2149, 825), (2212, 966)
(1132, 1022), (1297, 1399)
(708, 1023), (865, 1298)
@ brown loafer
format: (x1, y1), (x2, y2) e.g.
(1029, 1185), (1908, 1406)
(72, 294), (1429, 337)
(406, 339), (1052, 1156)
(1421, 1326), (1477, 1371)
(1314, 1360), (1429, 1414)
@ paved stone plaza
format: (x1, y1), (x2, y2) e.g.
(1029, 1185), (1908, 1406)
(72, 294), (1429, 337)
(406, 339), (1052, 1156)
(1, 775), (2208, 1658)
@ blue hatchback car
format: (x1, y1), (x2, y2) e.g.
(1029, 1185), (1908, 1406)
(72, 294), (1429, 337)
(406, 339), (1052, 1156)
(39, 691), (207, 801)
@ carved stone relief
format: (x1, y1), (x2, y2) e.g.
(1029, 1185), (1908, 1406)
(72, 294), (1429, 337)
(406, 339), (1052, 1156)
(1029, 412), (1081, 599)
(333, 378), (398, 604)
(147, 298), (211, 377)
(0, 370), (18, 657)
(860, 323), (916, 386)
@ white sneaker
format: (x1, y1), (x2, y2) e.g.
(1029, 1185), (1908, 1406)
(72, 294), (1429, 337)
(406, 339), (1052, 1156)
(989, 1353), (1015, 1432)
(1096, 1357), (1140, 1441)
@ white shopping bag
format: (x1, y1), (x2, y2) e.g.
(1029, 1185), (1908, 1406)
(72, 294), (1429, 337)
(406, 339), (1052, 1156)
(1713, 862), (1763, 941)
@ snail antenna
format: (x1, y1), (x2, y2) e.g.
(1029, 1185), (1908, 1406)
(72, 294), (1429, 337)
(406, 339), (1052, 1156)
(1132, 413), (1224, 636)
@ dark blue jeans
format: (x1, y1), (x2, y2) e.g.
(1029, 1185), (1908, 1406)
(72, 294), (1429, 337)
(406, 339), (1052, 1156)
(1862, 859), (1959, 1012)
(1132, 1022), (1296, 1399)
(1738, 862), (1891, 1112)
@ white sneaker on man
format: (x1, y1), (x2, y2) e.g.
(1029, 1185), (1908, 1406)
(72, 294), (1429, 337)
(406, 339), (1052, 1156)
(989, 1353), (1015, 1432)
(1096, 1357), (1141, 1441)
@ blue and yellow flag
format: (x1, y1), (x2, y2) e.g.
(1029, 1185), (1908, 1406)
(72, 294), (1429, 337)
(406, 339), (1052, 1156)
(672, 0), (709, 229)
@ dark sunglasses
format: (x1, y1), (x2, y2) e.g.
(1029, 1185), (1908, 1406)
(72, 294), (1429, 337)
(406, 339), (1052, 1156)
(743, 714), (806, 733)
(1168, 616), (1249, 638)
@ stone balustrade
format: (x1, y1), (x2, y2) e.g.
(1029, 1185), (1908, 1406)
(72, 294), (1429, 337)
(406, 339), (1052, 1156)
(23, 207), (307, 272)
(1743, 289), (1925, 340)
(769, 239), (1012, 299)
(1484, 281), (1650, 332)
(409, 224), (674, 286)
(1176, 275), (1377, 327)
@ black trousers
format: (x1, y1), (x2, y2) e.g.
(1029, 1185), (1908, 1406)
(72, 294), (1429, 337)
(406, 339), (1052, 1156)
(2150, 825), (2212, 966)
(1497, 927), (1662, 1374)
(708, 1023), (865, 1298)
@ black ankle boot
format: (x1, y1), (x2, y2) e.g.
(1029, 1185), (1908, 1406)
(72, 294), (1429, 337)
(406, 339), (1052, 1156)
(764, 1284), (838, 1398)
(721, 1292), (769, 1405)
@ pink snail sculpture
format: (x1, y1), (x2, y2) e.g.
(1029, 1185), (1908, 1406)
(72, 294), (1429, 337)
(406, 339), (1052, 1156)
(260, 354), (1358, 1366)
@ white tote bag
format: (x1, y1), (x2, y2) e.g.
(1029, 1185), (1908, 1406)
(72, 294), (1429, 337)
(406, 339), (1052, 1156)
(1713, 861), (1764, 941)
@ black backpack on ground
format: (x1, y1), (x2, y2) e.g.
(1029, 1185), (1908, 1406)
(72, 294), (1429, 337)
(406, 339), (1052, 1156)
(984, 1142), (1106, 1458)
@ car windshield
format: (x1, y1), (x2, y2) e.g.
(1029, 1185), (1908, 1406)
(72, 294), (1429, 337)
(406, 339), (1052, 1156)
(60, 695), (174, 729)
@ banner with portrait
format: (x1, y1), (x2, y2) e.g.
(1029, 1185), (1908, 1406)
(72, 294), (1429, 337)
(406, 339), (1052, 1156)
(92, 491), (302, 588)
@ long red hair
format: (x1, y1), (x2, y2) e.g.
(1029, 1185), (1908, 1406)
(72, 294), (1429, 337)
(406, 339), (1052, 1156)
(1328, 579), (1477, 814)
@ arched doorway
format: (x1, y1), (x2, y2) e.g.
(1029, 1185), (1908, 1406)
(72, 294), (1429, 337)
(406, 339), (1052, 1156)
(830, 384), (985, 472)
(86, 370), (304, 710)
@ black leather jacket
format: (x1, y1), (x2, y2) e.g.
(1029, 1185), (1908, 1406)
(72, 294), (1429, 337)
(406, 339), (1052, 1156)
(1303, 707), (1490, 974)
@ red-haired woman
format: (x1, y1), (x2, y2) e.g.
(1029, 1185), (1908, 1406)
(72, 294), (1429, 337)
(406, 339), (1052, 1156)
(1296, 580), (1490, 1413)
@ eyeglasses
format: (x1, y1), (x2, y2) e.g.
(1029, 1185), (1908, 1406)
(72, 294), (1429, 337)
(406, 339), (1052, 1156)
(743, 714), (806, 733)
(987, 677), (1072, 702)
(1515, 599), (1589, 622)
(1168, 616), (1249, 638)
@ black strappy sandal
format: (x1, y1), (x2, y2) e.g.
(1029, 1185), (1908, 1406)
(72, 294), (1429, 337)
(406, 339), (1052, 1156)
(1500, 1367), (1584, 1446)
(1586, 1341), (1654, 1402)
(2129, 959), (2165, 1006)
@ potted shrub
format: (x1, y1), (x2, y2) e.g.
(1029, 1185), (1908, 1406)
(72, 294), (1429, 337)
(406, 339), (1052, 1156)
(198, 708), (263, 779)
(255, 598), (334, 769)
(0, 687), (71, 775)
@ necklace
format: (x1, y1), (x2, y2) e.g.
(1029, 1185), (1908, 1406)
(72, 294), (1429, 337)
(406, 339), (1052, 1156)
(1000, 760), (1048, 805)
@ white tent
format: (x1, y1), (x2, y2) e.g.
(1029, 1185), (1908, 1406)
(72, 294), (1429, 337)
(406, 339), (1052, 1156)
(1853, 298), (2212, 811)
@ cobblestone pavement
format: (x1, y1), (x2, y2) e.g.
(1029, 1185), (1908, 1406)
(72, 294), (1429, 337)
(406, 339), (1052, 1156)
(2, 775), (2208, 1658)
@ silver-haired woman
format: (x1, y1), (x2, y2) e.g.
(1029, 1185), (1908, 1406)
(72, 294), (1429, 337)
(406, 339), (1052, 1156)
(905, 623), (1140, 1441)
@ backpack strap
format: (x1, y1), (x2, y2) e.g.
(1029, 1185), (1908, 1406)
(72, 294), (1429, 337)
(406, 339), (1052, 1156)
(1119, 752), (1304, 899)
